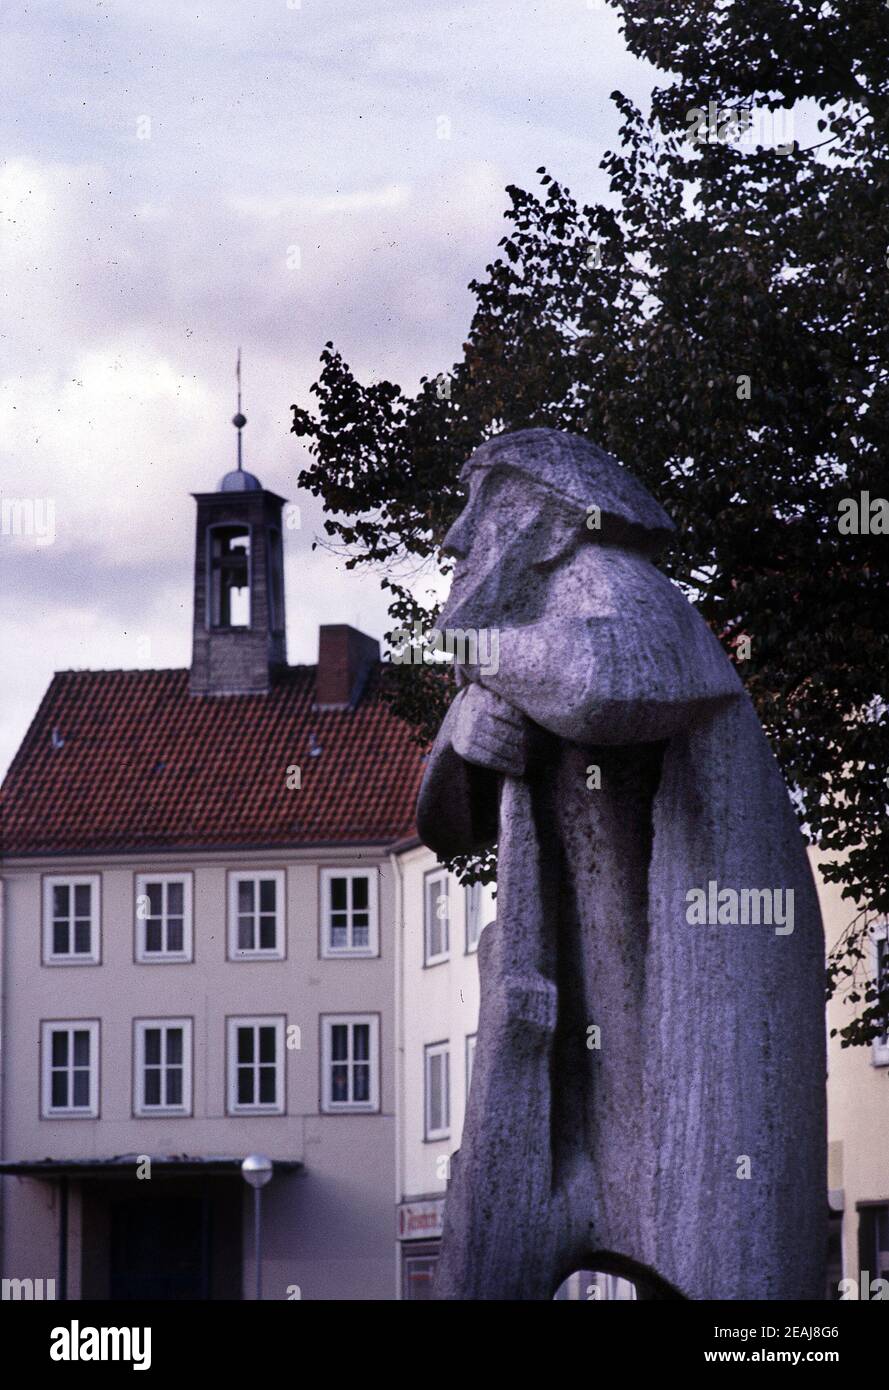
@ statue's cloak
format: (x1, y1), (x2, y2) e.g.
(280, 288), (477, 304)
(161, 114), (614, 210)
(418, 543), (826, 1300)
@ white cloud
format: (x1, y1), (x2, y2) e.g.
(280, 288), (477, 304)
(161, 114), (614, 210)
(232, 184), (411, 219)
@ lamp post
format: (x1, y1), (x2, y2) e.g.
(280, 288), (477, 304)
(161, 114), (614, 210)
(241, 1154), (273, 1300)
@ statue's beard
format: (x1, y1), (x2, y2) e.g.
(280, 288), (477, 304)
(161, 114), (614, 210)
(439, 540), (552, 634)
(439, 561), (516, 634)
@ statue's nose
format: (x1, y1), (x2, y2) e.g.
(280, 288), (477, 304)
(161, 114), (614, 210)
(442, 512), (472, 558)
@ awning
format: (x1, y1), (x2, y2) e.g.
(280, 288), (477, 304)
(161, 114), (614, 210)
(0, 1154), (303, 1180)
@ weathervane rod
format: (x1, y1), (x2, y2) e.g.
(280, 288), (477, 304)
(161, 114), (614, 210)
(234, 348), (245, 472)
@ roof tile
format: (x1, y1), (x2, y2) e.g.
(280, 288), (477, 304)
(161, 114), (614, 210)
(1, 666), (425, 856)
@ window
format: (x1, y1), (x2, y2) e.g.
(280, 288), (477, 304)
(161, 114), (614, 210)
(321, 869), (378, 957)
(209, 524), (251, 628)
(858, 1204), (889, 1285)
(227, 1017), (285, 1114)
(321, 1015), (380, 1113)
(465, 882), (485, 954)
(41, 1021), (99, 1117)
(42, 876), (100, 964)
(424, 1042), (450, 1140)
(466, 1033), (477, 1098)
(401, 1243), (440, 1301)
(228, 871), (285, 959)
(135, 874), (193, 962)
(872, 922), (889, 1067)
(134, 1020), (192, 1115)
(424, 868), (449, 966)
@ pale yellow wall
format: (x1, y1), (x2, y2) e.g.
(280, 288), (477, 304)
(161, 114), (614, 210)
(816, 851), (889, 1286)
(397, 844), (489, 1204)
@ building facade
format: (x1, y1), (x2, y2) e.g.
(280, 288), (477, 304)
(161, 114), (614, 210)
(393, 843), (491, 1298)
(820, 861), (889, 1300)
(0, 452), (424, 1300)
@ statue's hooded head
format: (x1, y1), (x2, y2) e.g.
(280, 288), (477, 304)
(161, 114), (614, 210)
(439, 427), (675, 631)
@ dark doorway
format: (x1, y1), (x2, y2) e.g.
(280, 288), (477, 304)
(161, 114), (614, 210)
(110, 1195), (209, 1300)
(858, 1203), (889, 1286)
(81, 1177), (242, 1300)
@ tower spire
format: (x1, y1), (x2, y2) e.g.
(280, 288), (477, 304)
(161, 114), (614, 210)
(232, 348), (247, 472)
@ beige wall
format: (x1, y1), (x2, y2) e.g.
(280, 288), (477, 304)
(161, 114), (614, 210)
(817, 852), (889, 1289)
(397, 844), (489, 1205)
(0, 846), (399, 1300)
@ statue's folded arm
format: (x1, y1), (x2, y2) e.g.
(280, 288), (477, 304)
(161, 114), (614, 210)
(475, 609), (743, 747)
(417, 691), (500, 858)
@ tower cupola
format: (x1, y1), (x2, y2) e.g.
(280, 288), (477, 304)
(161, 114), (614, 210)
(189, 356), (287, 695)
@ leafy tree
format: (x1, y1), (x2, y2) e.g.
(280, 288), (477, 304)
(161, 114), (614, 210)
(292, 0), (889, 1046)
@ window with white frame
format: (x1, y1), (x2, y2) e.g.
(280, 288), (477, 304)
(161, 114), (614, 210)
(227, 1017), (285, 1114)
(228, 871), (285, 959)
(465, 881), (484, 954)
(42, 876), (100, 964)
(424, 868), (450, 965)
(424, 1042), (450, 1140)
(466, 1033), (477, 1098)
(873, 921), (889, 1067)
(321, 1015), (379, 1112)
(134, 1019), (192, 1115)
(135, 875), (193, 962)
(41, 1021), (99, 1117)
(321, 869), (378, 957)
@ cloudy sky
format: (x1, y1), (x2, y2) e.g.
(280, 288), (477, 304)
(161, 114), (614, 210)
(0, 0), (655, 776)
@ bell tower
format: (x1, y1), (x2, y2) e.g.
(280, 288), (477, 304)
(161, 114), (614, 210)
(189, 358), (287, 695)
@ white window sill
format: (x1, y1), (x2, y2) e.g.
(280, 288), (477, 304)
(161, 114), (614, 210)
(43, 955), (99, 967)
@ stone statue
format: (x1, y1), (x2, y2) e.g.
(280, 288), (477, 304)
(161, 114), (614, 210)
(417, 428), (826, 1301)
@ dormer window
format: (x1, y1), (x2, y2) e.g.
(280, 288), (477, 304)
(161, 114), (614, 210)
(209, 524), (251, 628)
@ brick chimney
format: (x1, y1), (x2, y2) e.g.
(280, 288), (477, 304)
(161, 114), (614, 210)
(316, 625), (380, 709)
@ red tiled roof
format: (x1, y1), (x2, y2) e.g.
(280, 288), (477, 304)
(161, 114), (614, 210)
(1, 667), (425, 857)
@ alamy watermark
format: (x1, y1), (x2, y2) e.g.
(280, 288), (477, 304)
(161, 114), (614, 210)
(50, 1321), (151, 1370)
(685, 880), (794, 936)
(390, 622), (500, 676)
(1, 495), (55, 545)
(2, 1276), (56, 1300)
(837, 1269), (888, 1300)
(837, 491), (889, 535)
(686, 101), (794, 155)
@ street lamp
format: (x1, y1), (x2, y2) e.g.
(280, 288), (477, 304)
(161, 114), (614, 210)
(241, 1154), (273, 1301)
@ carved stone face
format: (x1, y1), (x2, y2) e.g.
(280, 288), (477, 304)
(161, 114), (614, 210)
(439, 466), (580, 632)
(437, 455), (699, 717)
